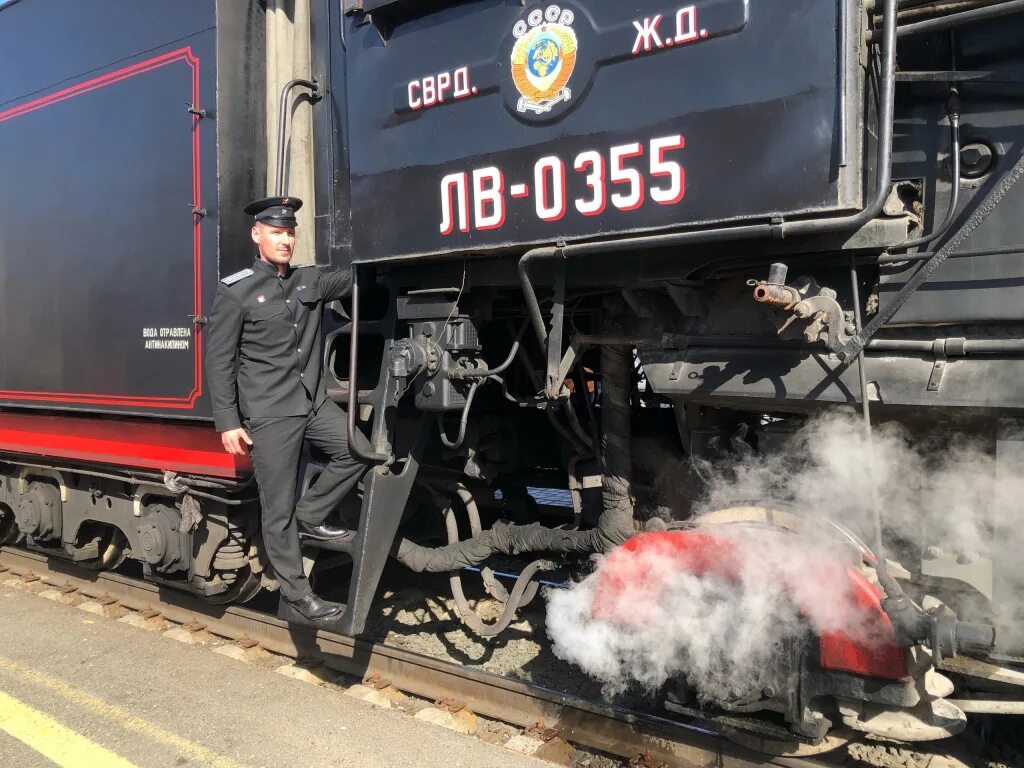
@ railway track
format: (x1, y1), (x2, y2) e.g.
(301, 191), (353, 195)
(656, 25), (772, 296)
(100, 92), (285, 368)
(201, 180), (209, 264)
(0, 545), (836, 768)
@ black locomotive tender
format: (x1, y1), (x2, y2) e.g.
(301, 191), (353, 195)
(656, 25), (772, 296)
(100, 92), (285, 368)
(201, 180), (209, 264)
(2, 0), (1023, 751)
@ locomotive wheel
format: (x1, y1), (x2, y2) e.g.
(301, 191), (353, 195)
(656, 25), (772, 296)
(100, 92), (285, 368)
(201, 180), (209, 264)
(77, 529), (129, 572)
(0, 503), (17, 546)
(695, 500), (876, 563)
(200, 568), (262, 605)
(694, 503), (869, 755)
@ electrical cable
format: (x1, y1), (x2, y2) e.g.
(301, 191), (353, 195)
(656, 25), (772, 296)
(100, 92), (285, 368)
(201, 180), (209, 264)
(449, 319), (528, 379)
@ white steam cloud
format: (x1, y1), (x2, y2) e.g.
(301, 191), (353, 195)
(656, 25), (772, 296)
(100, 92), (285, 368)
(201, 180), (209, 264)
(546, 409), (1024, 702)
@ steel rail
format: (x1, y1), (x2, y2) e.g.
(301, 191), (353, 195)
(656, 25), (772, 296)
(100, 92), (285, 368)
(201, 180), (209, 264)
(0, 546), (827, 768)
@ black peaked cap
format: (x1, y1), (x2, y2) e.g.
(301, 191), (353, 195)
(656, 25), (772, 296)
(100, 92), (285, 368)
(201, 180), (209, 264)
(244, 195), (303, 227)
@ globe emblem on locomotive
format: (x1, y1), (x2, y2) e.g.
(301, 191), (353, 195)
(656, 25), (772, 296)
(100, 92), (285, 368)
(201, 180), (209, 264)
(528, 36), (561, 79)
(511, 5), (578, 115)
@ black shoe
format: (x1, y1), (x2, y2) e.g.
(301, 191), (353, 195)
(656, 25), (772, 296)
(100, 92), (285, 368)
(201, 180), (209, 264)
(298, 521), (352, 541)
(283, 593), (344, 621)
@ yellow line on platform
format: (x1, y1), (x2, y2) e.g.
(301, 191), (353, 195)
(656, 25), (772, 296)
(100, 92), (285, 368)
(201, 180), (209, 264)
(0, 688), (137, 768)
(0, 656), (249, 768)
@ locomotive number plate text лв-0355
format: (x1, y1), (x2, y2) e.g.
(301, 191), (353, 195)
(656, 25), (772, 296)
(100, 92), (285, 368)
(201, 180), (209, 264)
(438, 134), (686, 235)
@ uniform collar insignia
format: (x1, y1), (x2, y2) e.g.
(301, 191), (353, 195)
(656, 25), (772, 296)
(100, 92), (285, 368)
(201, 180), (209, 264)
(253, 258), (288, 274)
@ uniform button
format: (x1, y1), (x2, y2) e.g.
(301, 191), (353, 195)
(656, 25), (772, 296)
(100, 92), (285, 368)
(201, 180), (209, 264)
(293, 323), (298, 328)
(300, 373), (304, 378)
(286, 299), (291, 304)
(297, 348), (302, 353)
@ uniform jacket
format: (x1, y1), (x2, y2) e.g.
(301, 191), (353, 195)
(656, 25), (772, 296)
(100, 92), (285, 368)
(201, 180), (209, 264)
(204, 259), (352, 432)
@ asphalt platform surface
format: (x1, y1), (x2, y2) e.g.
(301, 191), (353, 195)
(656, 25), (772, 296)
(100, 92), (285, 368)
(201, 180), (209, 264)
(0, 584), (547, 768)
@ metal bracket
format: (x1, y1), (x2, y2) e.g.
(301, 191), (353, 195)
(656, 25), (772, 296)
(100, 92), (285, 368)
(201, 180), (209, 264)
(16, 467), (67, 502)
(767, 277), (852, 352)
(543, 258), (567, 399)
(927, 339), (947, 392)
(189, 205), (207, 219)
(132, 484), (173, 518)
(769, 214), (786, 239)
(548, 336), (582, 399)
(927, 337), (964, 392)
(189, 314), (208, 328)
(186, 103), (207, 119)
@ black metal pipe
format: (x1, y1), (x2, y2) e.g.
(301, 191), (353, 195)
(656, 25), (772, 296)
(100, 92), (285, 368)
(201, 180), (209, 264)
(273, 78), (319, 197)
(964, 339), (1024, 353)
(486, 374), (540, 405)
(4, 460), (257, 505)
(518, 250), (557, 351)
(707, 243), (1021, 279)
(575, 333), (665, 346)
(877, 0), (1010, 26)
(347, 267), (389, 464)
(872, 338), (1024, 353)
(896, 0), (1005, 22)
(896, 107), (961, 251)
(956, 621), (998, 654)
(869, 0), (1024, 40)
(872, 244), (1024, 264)
(437, 380), (481, 450)
(515, 0), (899, 342)
(573, 333), (1024, 355)
(867, 339), (937, 352)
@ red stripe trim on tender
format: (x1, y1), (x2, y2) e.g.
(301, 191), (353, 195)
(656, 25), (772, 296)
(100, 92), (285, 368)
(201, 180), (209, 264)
(0, 46), (204, 410)
(0, 413), (250, 479)
(0, 47), (188, 123)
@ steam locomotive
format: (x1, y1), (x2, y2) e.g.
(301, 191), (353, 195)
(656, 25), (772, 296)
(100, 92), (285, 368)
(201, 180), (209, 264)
(2, 0), (1023, 752)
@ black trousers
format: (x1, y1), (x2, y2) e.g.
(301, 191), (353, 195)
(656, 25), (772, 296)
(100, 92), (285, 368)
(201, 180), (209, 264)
(246, 399), (365, 600)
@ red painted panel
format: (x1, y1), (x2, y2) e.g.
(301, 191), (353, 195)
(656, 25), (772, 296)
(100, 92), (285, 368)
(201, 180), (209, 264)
(591, 529), (908, 681)
(0, 413), (250, 479)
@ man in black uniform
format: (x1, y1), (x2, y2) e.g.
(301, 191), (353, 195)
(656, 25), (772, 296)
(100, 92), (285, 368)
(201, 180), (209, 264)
(205, 196), (364, 624)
